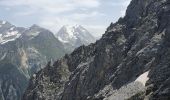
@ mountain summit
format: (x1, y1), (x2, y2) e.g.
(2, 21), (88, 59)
(23, 0), (170, 100)
(56, 25), (96, 52)
(0, 22), (67, 100)
(0, 20), (25, 44)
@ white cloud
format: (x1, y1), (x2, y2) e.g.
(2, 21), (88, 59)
(15, 11), (35, 16)
(5, 7), (11, 11)
(72, 0), (100, 8)
(0, 0), (100, 14)
(0, 0), (74, 14)
(71, 11), (105, 21)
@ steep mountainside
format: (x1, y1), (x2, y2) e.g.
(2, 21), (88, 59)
(56, 25), (96, 52)
(0, 23), (66, 100)
(23, 0), (170, 100)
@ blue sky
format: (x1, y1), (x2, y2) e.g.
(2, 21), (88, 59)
(0, 0), (131, 37)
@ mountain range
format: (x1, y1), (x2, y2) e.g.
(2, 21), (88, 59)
(23, 0), (170, 100)
(0, 21), (95, 100)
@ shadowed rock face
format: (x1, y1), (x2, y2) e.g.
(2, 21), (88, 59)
(23, 0), (170, 100)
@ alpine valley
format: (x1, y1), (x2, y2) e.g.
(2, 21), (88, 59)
(23, 0), (170, 100)
(0, 21), (95, 100)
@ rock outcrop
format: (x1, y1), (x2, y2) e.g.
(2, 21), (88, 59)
(23, 0), (170, 100)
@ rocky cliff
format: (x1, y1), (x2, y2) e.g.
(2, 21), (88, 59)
(23, 0), (170, 100)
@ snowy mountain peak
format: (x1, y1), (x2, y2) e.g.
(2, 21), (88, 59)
(56, 25), (96, 51)
(62, 25), (86, 32)
(61, 25), (75, 38)
(0, 20), (7, 25)
(0, 21), (12, 28)
(0, 21), (22, 44)
(57, 25), (95, 41)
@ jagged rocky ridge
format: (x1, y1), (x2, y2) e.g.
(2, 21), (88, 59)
(23, 0), (170, 100)
(0, 23), (67, 100)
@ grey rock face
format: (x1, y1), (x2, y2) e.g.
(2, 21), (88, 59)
(23, 0), (170, 100)
(0, 23), (66, 100)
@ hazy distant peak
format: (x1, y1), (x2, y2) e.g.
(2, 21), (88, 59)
(56, 25), (95, 42)
(29, 24), (43, 30)
(0, 20), (7, 25)
(56, 25), (96, 51)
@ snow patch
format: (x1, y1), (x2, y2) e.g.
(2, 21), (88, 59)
(4, 31), (18, 37)
(10, 27), (15, 31)
(2, 21), (6, 24)
(81, 29), (86, 33)
(1, 34), (21, 44)
(57, 36), (69, 43)
(135, 71), (149, 86)
(1, 38), (17, 44)
(64, 25), (74, 38)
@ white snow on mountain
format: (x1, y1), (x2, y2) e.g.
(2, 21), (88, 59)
(4, 31), (19, 37)
(0, 21), (6, 27)
(135, 71), (149, 86)
(0, 31), (21, 44)
(0, 33), (21, 44)
(57, 36), (68, 43)
(56, 25), (79, 43)
(0, 21), (22, 44)
(2, 21), (6, 24)
(0, 23), (44, 44)
(64, 25), (74, 38)
(56, 25), (96, 48)
(10, 27), (15, 31)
